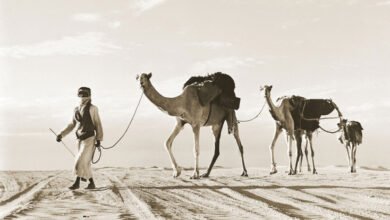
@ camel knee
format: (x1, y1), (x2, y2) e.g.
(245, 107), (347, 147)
(193, 148), (200, 157)
(165, 140), (173, 151)
(304, 148), (308, 156)
(311, 151), (315, 157)
(238, 145), (244, 154)
(297, 148), (303, 156)
(269, 144), (275, 152)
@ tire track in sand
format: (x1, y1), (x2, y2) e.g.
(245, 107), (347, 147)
(104, 173), (158, 220)
(0, 172), (62, 219)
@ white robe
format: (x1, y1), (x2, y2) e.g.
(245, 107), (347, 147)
(60, 104), (103, 179)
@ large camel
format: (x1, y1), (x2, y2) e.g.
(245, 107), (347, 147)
(137, 73), (248, 179)
(261, 85), (342, 175)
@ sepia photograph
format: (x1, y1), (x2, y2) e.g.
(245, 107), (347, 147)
(1, 0), (389, 219)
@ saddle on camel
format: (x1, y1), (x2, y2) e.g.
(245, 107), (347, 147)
(272, 95), (341, 174)
(278, 95), (338, 132)
(183, 72), (240, 133)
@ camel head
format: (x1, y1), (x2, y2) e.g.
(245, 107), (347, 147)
(337, 118), (348, 129)
(337, 118), (348, 144)
(137, 72), (152, 88)
(260, 85), (273, 96)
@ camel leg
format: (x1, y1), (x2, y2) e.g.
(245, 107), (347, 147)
(165, 119), (185, 178)
(307, 133), (317, 174)
(293, 130), (303, 175)
(269, 123), (282, 174)
(345, 143), (351, 172)
(298, 137), (304, 173)
(201, 123), (223, 178)
(303, 134), (311, 172)
(284, 112), (295, 175)
(285, 132), (294, 175)
(233, 123), (248, 177)
(352, 144), (357, 173)
(190, 125), (201, 179)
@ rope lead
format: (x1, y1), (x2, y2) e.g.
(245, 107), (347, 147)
(91, 91), (144, 164)
(238, 101), (267, 123)
(319, 125), (342, 134)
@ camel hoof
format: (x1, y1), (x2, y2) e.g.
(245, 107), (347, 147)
(313, 170), (318, 174)
(200, 173), (209, 178)
(308, 167), (311, 172)
(190, 170), (200, 179)
(190, 175), (200, 180)
(288, 170), (295, 175)
(270, 170), (277, 175)
(173, 167), (182, 178)
(241, 171), (248, 177)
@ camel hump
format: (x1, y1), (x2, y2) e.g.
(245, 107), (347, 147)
(302, 99), (335, 118)
(346, 121), (363, 144)
(183, 72), (240, 110)
(284, 96), (320, 131)
(348, 121), (363, 131)
(183, 72), (234, 89)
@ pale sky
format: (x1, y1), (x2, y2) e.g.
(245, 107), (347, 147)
(1, 0), (390, 170)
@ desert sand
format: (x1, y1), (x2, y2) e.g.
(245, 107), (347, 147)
(0, 166), (389, 219)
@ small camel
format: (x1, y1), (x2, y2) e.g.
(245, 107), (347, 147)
(137, 73), (248, 179)
(338, 119), (363, 173)
(261, 85), (342, 175)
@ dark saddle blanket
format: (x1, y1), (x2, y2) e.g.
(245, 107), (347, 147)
(282, 96), (336, 131)
(183, 72), (240, 110)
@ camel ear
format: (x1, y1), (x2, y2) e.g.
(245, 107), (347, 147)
(197, 82), (222, 106)
(259, 86), (264, 91)
(269, 85), (273, 90)
(147, 73), (152, 79)
(136, 74), (140, 80)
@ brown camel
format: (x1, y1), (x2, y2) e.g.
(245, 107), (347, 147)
(137, 73), (248, 179)
(338, 119), (363, 173)
(275, 96), (316, 173)
(261, 85), (342, 175)
(260, 85), (296, 174)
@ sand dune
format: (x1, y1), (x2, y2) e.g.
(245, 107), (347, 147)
(0, 167), (389, 219)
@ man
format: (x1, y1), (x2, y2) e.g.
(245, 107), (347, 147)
(56, 87), (103, 190)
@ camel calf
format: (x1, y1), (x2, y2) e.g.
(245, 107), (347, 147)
(338, 119), (363, 173)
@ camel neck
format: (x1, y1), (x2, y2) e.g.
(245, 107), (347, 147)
(143, 81), (181, 116)
(265, 91), (279, 118)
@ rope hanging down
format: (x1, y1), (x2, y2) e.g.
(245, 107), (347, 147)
(319, 125), (342, 134)
(92, 91), (144, 164)
(238, 101), (267, 123)
(299, 100), (343, 134)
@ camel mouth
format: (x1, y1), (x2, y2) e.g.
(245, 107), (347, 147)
(260, 85), (272, 92)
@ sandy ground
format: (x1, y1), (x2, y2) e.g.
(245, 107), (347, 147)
(0, 166), (389, 220)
